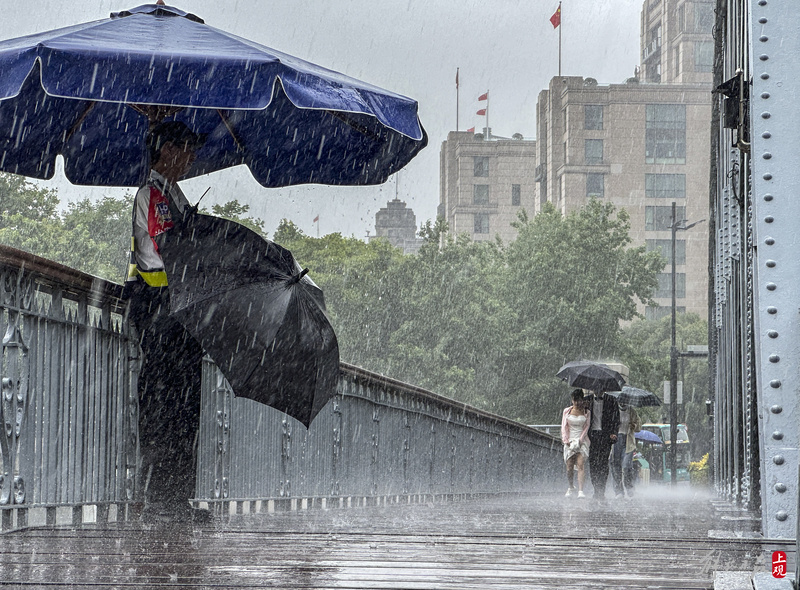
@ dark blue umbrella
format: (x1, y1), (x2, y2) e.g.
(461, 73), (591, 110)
(0, 3), (427, 187)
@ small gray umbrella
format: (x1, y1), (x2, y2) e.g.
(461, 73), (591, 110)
(608, 386), (662, 407)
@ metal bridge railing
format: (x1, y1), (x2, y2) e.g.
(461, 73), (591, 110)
(0, 244), (562, 527)
(0, 245), (137, 529)
(196, 361), (562, 511)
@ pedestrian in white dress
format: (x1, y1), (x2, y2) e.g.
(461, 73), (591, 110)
(561, 389), (591, 498)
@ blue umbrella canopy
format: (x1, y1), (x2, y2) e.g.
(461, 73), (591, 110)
(0, 4), (427, 187)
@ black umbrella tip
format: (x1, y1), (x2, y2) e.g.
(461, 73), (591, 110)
(289, 268), (309, 284)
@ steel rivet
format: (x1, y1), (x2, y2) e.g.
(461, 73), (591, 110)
(763, 193), (773, 200)
(762, 132), (772, 139)
(763, 152), (772, 159)
(761, 92), (770, 99)
(773, 455), (785, 465)
(766, 282), (777, 291)
(765, 216), (774, 223)
(770, 404), (782, 413)
(763, 173), (772, 180)
(775, 482), (787, 492)
(770, 379), (781, 388)
(761, 112), (771, 118)
(766, 260), (776, 268)
(768, 330), (779, 338)
(769, 354), (780, 362)
(758, 0), (766, 4)
(772, 431), (784, 441)
(760, 35), (769, 42)
(759, 54), (769, 61)
(767, 306), (777, 314)
(761, 73), (770, 80)
(765, 237), (775, 245)
(776, 511), (789, 522)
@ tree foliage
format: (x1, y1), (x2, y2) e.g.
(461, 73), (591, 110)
(1, 175), (679, 429)
(623, 313), (711, 458)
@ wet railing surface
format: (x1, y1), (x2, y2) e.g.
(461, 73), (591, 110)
(0, 244), (561, 530)
(0, 489), (789, 589)
(197, 361), (561, 506)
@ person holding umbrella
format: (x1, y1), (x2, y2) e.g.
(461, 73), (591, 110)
(610, 403), (641, 499)
(584, 387), (620, 501)
(125, 121), (208, 522)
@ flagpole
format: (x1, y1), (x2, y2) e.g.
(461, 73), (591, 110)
(456, 67), (460, 131)
(485, 92), (489, 140)
(558, 1), (562, 77)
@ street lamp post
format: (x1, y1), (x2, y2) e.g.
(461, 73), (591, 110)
(669, 201), (705, 486)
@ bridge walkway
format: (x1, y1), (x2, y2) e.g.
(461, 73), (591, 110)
(0, 488), (789, 589)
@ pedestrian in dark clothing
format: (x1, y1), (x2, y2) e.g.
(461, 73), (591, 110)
(124, 121), (208, 522)
(585, 388), (620, 500)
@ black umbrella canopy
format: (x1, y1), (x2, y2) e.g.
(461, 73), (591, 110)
(157, 212), (339, 427)
(556, 360), (626, 392)
(0, 3), (427, 187)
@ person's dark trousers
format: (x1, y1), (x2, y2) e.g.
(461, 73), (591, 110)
(126, 280), (204, 514)
(610, 435), (626, 496)
(589, 430), (614, 498)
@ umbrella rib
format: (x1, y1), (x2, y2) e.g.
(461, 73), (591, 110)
(65, 101), (97, 143)
(325, 110), (383, 142)
(216, 109), (246, 153)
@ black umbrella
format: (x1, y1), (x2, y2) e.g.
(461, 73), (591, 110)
(156, 211), (339, 427)
(556, 360), (626, 392)
(607, 386), (662, 407)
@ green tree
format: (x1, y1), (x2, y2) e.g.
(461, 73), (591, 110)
(624, 313), (711, 459)
(206, 200), (266, 236)
(500, 201), (665, 423)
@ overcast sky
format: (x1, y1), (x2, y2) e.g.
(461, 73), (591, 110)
(0, 0), (643, 239)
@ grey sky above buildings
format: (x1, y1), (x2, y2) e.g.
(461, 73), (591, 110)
(2, 0), (643, 239)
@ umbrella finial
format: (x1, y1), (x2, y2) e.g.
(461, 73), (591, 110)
(156, 0), (166, 5)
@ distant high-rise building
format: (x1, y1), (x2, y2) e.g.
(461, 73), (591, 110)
(438, 0), (713, 319)
(371, 198), (425, 255)
(438, 130), (537, 245)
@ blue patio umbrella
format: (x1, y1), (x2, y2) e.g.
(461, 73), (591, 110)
(0, 3), (427, 188)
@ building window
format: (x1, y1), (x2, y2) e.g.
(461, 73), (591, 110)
(473, 184), (489, 205)
(656, 273), (686, 298)
(511, 184), (521, 206)
(674, 45), (681, 75)
(474, 213), (490, 234)
(585, 139), (603, 165)
(647, 239), (686, 264)
(694, 41), (713, 72)
(646, 305), (685, 320)
(586, 173), (604, 198)
(585, 105), (604, 130)
(645, 104), (686, 164)
(646, 205), (685, 231)
(693, 3), (714, 32)
(645, 174), (686, 199)
(678, 5), (685, 32)
(474, 156), (489, 177)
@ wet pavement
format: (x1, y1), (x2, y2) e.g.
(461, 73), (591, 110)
(0, 488), (789, 589)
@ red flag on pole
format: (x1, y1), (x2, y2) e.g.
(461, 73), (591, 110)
(476, 109), (486, 116)
(478, 92), (488, 101)
(313, 215), (319, 223)
(466, 127), (475, 132)
(550, 5), (561, 28)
